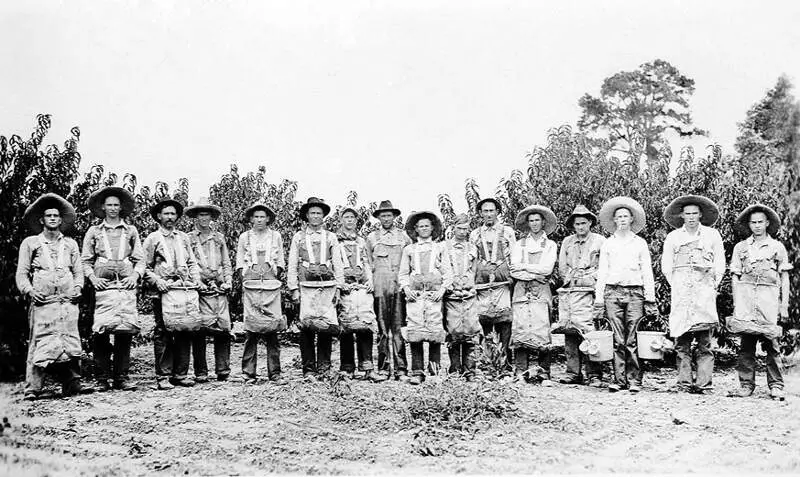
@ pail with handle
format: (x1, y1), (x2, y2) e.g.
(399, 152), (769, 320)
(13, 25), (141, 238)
(637, 331), (671, 359)
(580, 330), (613, 362)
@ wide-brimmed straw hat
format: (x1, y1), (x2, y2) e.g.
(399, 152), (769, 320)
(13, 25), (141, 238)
(565, 204), (598, 229)
(243, 203), (276, 224)
(150, 199), (184, 222)
(185, 197), (222, 220)
(598, 196), (646, 234)
(476, 197), (503, 213)
(372, 200), (401, 218)
(23, 193), (76, 234)
(515, 204), (557, 235)
(736, 203), (781, 237)
(663, 195), (719, 228)
(87, 186), (135, 219)
(404, 211), (443, 240)
(299, 197), (331, 220)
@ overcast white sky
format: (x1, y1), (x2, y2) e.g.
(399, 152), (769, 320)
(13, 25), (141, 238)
(2, 1), (799, 214)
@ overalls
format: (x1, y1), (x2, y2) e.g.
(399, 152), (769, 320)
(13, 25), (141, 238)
(370, 229), (408, 374)
(444, 241), (480, 376)
(474, 227), (513, 370)
(406, 244), (446, 377)
(297, 230), (337, 375)
(338, 236), (375, 373)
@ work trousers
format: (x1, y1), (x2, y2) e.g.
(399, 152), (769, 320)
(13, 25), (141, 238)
(604, 285), (644, 387)
(448, 342), (476, 376)
(241, 331), (282, 379)
(480, 320), (513, 371)
(152, 296), (191, 381)
(300, 330), (332, 375)
(26, 357), (81, 393)
(93, 333), (133, 383)
(375, 292), (408, 374)
(737, 334), (784, 390)
(192, 331), (231, 378)
(514, 348), (551, 379)
(675, 329), (714, 390)
(339, 331), (375, 372)
(564, 334), (602, 381)
(410, 342), (441, 376)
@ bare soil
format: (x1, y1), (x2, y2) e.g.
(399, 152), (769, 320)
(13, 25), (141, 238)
(1, 329), (798, 476)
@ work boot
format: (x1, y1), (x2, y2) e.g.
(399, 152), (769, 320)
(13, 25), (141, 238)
(216, 373), (229, 382)
(629, 384), (641, 393)
(608, 383), (622, 393)
(270, 374), (289, 386)
(170, 377), (195, 387)
(587, 377), (603, 388)
(194, 375), (210, 384)
(408, 375), (423, 385)
(366, 370), (387, 383)
(63, 381), (95, 397)
(558, 376), (583, 385)
(157, 378), (174, 390)
(113, 380), (138, 391)
(94, 380), (112, 393)
(243, 376), (258, 385)
(303, 373), (319, 382)
(23, 390), (41, 401)
(729, 387), (754, 398)
(770, 388), (786, 401)
(396, 372), (410, 383)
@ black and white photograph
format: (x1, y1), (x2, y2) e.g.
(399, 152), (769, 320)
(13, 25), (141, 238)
(0, 1), (798, 475)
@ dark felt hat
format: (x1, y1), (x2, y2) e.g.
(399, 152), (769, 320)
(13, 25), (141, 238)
(150, 199), (184, 222)
(300, 197), (331, 220)
(185, 197), (223, 220)
(565, 204), (598, 229)
(476, 197), (503, 214)
(244, 202), (276, 224)
(372, 200), (401, 218)
(404, 211), (443, 240)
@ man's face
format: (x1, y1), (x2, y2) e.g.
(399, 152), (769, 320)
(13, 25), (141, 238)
(251, 210), (268, 230)
(416, 218), (433, 239)
(158, 206), (178, 229)
(749, 212), (768, 236)
(681, 204), (702, 228)
(480, 202), (498, 225)
(572, 216), (591, 237)
(527, 213), (543, 234)
(378, 211), (395, 229)
(613, 207), (632, 230)
(41, 208), (62, 231)
(307, 207), (324, 226)
(103, 196), (121, 220)
(196, 211), (212, 229)
(342, 212), (357, 230)
(454, 222), (470, 240)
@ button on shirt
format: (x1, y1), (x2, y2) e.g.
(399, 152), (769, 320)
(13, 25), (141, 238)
(730, 235), (793, 286)
(190, 229), (233, 282)
(365, 227), (412, 272)
(558, 232), (604, 288)
(16, 233), (83, 295)
(594, 232), (656, 302)
(142, 227), (201, 284)
(80, 221), (145, 277)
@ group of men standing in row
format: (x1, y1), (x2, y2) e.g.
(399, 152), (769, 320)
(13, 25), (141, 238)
(16, 187), (792, 401)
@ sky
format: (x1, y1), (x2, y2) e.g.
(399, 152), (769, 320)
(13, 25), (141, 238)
(2, 0), (799, 215)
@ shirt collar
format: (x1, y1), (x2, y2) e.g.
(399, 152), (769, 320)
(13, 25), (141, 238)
(681, 224), (703, 236)
(39, 231), (64, 244)
(572, 233), (590, 244)
(417, 237), (434, 244)
(305, 226), (324, 235)
(101, 220), (127, 230)
(337, 229), (358, 241)
(159, 226), (177, 238)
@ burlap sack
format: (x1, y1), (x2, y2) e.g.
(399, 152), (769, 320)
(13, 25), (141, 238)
(444, 294), (481, 343)
(338, 286), (378, 333)
(31, 300), (82, 367)
(92, 286), (140, 334)
(199, 292), (231, 332)
(551, 287), (594, 336)
(403, 292), (447, 343)
(243, 279), (285, 334)
(162, 286), (202, 332)
(299, 281), (340, 333)
(475, 282), (512, 323)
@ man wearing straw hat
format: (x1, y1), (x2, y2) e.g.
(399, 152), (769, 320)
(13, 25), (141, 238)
(237, 202), (286, 385)
(186, 198), (233, 383)
(509, 204), (558, 385)
(556, 205), (605, 387)
(288, 197), (345, 380)
(336, 207), (386, 382)
(729, 204), (792, 401)
(594, 196), (657, 393)
(469, 197), (516, 374)
(16, 193), (94, 400)
(143, 198), (204, 389)
(661, 195), (725, 394)
(398, 210), (453, 385)
(365, 200), (412, 381)
(81, 186), (145, 392)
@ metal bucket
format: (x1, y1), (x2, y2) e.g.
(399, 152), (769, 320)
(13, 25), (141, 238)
(637, 331), (669, 360)
(581, 330), (613, 362)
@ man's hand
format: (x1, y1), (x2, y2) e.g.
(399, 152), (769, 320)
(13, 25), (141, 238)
(89, 274), (109, 291)
(432, 288), (446, 302)
(197, 282), (209, 293)
(292, 289), (300, 303)
(67, 286), (82, 303)
(644, 301), (659, 317)
(29, 290), (48, 304)
(365, 282), (374, 294)
(779, 306), (789, 325)
(221, 281), (232, 293)
(119, 273), (138, 290)
(404, 287), (418, 302)
(333, 288), (341, 304)
(156, 278), (170, 293)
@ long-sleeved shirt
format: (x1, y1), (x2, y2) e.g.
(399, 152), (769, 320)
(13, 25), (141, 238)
(365, 226), (412, 296)
(510, 233), (557, 281)
(287, 227), (345, 290)
(398, 238), (454, 291)
(190, 229), (233, 284)
(730, 235), (793, 287)
(337, 231), (373, 287)
(558, 232), (605, 288)
(595, 232), (656, 302)
(235, 228), (285, 271)
(16, 232), (83, 295)
(661, 224), (725, 287)
(80, 221), (145, 277)
(142, 227), (201, 285)
(469, 222), (516, 263)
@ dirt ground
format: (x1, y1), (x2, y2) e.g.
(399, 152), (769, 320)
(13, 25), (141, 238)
(1, 330), (799, 476)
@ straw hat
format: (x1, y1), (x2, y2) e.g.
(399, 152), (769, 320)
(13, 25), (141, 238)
(736, 203), (780, 237)
(372, 200), (401, 218)
(404, 211), (443, 240)
(565, 204), (598, 229)
(23, 193), (76, 234)
(185, 197), (222, 220)
(299, 197), (331, 220)
(150, 198), (184, 222)
(243, 203), (276, 224)
(598, 196), (646, 234)
(476, 197), (503, 213)
(663, 195), (719, 228)
(514, 204), (557, 235)
(87, 186), (135, 219)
